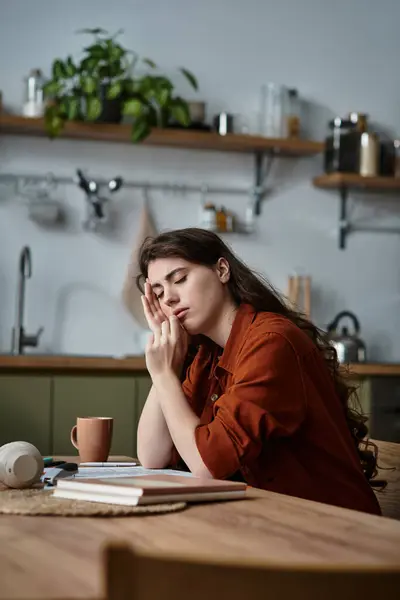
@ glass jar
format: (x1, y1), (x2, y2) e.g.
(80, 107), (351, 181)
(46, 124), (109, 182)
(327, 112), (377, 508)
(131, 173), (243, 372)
(22, 68), (46, 118)
(201, 203), (217, 231)
(259, 83), (287, 138)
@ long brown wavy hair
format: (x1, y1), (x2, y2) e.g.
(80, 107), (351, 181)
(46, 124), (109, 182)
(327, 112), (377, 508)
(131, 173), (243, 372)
(137, 227), (379, 486)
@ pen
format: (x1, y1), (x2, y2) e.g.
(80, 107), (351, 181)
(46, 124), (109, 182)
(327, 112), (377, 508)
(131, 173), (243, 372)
(79, 462), (138, 467)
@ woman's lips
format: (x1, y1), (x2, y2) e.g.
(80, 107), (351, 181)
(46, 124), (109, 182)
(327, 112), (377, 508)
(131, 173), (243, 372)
(175, 308), (189, 320)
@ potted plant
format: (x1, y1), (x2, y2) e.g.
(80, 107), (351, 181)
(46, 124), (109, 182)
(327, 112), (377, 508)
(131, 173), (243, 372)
(43, 28), (198, 142)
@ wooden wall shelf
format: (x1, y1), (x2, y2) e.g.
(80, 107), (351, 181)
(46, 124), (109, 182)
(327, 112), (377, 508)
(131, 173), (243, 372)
(313, 172), (400, 249)
(313, 173), (400, 191)
(0, 113), (323, 156)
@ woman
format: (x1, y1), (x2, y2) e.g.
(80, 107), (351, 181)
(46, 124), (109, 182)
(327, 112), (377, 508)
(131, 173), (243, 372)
(136, 227), (381, 515)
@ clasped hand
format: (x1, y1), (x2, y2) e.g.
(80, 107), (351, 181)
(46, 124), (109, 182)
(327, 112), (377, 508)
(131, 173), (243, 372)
(145, 315), (188, 379)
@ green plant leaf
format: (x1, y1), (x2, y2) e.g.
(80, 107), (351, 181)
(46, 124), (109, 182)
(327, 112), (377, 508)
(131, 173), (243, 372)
(77, 28), (108, 35)
(85, 96), (102, 121)
(57, 97), (69, 117)
(52, 59), (67, 80)
(155, 87), (170, 108)
(123, 98), (144, 117)
(170, 98), (190, 126)
(142, 57), (157, 68)
(131, 116), (151, 143)
(43, 80), (62, 97)
(107, 81), (122, 99)
(108, 60), (125, 78)
(65, 56), (77, 77)
(136, 75), (152, 95)
(81, 76), (97, 95)
(44, 109), (65, 138)
(80, 56), (100, 73)
(123, 78), (137, 95)
(66, 96), (80, 120)
(84, 43), (107, 59)
(180, 68), (198, 91)
(108, 41), (125, 62)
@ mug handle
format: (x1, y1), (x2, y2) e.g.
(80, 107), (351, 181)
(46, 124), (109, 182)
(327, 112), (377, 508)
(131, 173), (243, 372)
(70, 425), (79, 450)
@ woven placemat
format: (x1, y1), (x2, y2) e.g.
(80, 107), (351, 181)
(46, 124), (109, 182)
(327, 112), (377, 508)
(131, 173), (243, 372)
(0, 487), (187, 517)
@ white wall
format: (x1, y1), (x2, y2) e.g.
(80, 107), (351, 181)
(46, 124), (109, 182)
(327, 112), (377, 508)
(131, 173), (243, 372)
(0, 0), (400, 359)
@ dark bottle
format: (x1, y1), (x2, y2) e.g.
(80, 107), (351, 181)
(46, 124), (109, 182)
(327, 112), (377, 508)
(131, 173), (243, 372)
(324, 116), (360, 173)
(324, 113), (373, 174)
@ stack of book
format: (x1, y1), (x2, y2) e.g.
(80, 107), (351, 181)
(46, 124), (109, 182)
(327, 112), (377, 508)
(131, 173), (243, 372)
(52, 474), (247, 506)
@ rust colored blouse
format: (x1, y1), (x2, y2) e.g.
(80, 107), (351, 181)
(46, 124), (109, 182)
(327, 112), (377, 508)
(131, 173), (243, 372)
(170, 303), (381, 515)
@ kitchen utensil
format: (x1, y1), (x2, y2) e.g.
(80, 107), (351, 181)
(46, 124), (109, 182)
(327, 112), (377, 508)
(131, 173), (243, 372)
(326, 311), (367, 363)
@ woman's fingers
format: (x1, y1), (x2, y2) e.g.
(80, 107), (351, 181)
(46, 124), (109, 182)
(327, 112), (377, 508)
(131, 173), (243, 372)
(145, 332), (154, 352)
(141, 295), (159, 331)
(160, 319), (170, 342)
(169, 315), (181, 341)
(144, 281), (158, 317)
(145, 280), (166, 324)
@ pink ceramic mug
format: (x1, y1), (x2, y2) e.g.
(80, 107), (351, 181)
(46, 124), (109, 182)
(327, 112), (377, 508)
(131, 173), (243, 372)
(70, 417), (113, 462)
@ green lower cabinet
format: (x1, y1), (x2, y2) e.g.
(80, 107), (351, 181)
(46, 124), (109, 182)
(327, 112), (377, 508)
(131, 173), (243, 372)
(350, 377), (372, 431)
(133, 375), (152, 455)
(0, 375), (52, 454)
(52, 375), (138, 457)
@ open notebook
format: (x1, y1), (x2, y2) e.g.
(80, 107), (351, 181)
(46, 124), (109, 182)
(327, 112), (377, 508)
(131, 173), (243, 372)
(52, 473), (247, 506)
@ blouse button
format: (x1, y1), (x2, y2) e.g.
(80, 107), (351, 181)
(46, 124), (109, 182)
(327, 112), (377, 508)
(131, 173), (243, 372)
(210, 393), (219, 402)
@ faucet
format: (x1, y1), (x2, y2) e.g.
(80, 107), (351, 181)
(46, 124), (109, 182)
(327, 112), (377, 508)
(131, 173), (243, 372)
(11, 246), (44, 355)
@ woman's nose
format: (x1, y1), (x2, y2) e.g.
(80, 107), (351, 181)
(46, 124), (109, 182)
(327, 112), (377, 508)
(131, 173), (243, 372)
(163, 288), (179, 307)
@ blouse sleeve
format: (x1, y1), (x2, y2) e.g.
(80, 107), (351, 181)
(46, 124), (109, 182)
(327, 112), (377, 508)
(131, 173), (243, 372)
(194, 331), (308, 479)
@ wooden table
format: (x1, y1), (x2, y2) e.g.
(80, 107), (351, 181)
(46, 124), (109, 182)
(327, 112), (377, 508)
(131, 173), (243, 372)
(0, 454), (399, 599)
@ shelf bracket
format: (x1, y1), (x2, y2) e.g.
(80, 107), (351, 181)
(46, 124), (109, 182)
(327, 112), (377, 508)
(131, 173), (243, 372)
(253, 151), (274, 215)
(339, 186), (349, 250)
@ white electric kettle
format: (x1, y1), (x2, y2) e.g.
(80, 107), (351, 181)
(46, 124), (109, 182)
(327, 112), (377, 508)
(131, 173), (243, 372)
(0, 441), (43, 488)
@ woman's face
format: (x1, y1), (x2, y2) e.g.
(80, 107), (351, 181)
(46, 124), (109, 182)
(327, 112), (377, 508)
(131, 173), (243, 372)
(147, 257), (230, 335)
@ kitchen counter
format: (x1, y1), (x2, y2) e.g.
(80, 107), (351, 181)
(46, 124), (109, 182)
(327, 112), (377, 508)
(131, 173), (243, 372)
(0, 355), (400, 376)
(0, 354), (148, 373)
(348, 363), (400, 376)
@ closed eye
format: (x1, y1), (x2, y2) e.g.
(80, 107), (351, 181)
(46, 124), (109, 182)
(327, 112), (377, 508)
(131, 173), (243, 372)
(155, 276), (187, 300)
(175, 275), (187, 285)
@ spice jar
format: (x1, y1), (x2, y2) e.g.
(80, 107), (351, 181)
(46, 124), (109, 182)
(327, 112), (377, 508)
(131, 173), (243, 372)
(201, 203), (217, 231)
(216, 206), (227, 232)
(286, 88), (300, 138)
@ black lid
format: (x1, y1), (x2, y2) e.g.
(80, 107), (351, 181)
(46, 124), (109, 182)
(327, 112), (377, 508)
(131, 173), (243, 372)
(328, 117), (356, 130)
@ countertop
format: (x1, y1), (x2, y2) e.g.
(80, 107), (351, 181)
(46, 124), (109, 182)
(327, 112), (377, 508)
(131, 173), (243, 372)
(0, 354), (400, 376)
(0, 354), (148, 373)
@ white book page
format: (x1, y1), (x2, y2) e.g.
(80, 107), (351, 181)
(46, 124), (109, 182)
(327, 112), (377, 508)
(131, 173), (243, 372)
(69, 466), (195, 480)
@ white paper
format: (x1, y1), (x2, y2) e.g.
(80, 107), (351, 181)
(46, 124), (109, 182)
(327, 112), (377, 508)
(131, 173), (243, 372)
(68, 466), (195, 480)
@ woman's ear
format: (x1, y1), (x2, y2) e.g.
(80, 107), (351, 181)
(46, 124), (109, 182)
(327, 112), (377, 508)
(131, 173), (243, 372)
(216, 258), (230, 283)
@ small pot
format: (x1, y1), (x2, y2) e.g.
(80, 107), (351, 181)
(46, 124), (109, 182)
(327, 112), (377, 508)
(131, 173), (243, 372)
(96, 83), (123, 123)
(80, 83), (124, 124)
(188, 101), (206, 124)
